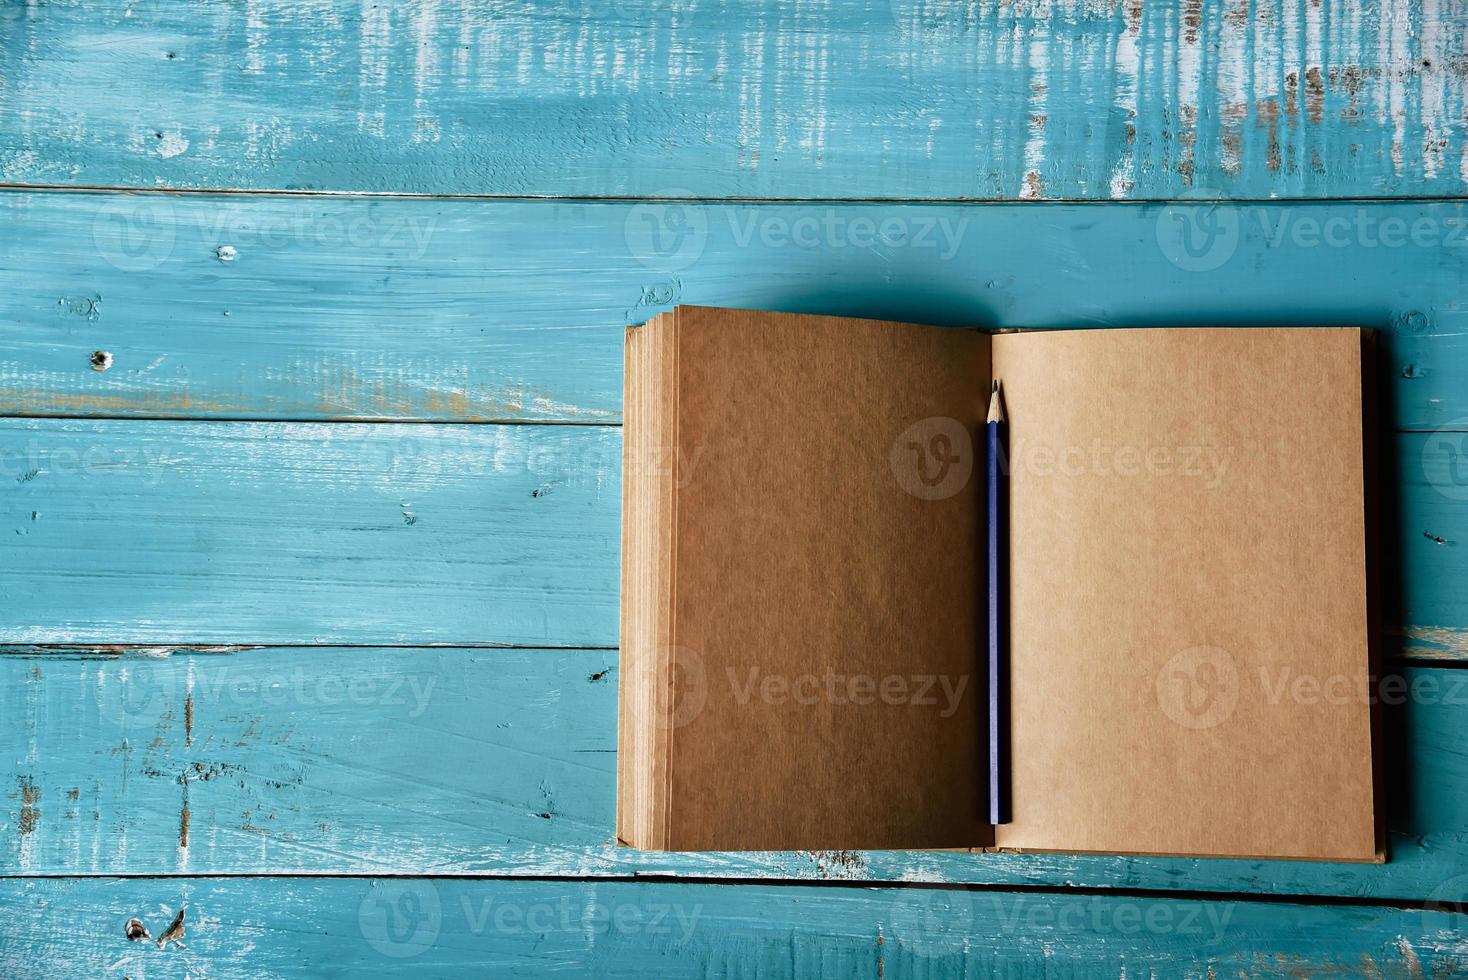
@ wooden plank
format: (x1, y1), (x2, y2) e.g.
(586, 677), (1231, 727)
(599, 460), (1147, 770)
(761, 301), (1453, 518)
(2, 1), (1466, 200)
(0, 419), (619, 647)
(1, 418), (1465, 648)
(3, 646), (1467, 903)
(1, 192), (624, 424)
(5, 876), (1467, 979)
(6, 191), (1468, 427)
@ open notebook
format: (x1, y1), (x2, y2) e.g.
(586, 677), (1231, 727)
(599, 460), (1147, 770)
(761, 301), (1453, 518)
(619, 306), (1380, 861)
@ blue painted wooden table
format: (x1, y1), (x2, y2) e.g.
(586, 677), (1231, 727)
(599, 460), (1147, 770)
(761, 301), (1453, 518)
(2, 1), (1467, 975)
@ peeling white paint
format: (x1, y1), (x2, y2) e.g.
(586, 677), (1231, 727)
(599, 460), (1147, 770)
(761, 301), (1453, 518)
(156, 132), (189, 159)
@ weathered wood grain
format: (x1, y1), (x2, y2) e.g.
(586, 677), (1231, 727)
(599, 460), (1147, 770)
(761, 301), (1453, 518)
(2, 0), (1466, 200)
(0, 419), (618, 646)
(1, 192), (625, 423)
(4, 0), (1461, 968)
(0, 418), (1464, 648)
(4, 875), (1466, 979)
(2, 647), (1466, 903)
(6, 191), (1468, 427)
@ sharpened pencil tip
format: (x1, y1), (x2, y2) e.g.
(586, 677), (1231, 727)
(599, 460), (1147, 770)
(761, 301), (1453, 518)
(987, 380), (1005, 424)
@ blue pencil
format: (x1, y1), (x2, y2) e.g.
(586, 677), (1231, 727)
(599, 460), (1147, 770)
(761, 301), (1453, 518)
(987, 381), (1011, 825)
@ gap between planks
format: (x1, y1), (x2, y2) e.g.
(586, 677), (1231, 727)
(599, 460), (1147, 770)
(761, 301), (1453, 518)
(0, 643), (620, 654)
(0, 642), (1459, 668)
(0, 409), (1460, 436)
(10, 182), (1468, 208)
(0, 872), (1463, 916)
(0, 412), (621, 427)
